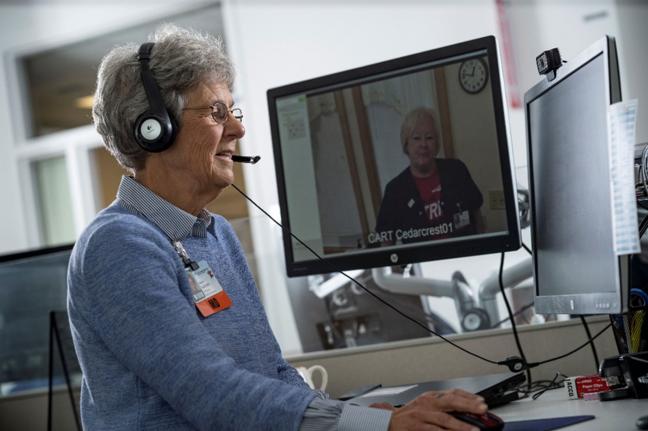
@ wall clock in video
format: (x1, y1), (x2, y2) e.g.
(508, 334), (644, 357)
(458, 58), (489, 94)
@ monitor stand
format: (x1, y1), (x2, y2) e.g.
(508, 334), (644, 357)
(598, 349), (648, 400)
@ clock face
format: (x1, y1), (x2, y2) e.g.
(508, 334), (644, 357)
(458, 59), (489, 94)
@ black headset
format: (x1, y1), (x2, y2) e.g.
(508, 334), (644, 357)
(134, 42), (178, 152)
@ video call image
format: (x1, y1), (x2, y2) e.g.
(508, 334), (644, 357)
(276, 53), (508, 262)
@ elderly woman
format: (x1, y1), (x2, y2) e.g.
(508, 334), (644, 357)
(375, 107), (484, 244)
(67, 25), (487, 431)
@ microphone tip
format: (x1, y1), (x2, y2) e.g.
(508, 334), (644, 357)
(231, 155), (261, 164)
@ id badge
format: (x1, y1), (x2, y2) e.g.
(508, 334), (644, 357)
(186, 260), (232, 317)
(454, 210), (470, 230)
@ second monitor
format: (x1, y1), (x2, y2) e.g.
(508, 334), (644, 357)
(268, 36), (520, 277)
(526, 36), (627, 315)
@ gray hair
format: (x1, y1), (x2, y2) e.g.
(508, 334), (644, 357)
(92, 24), (234, 173)
(400, 107), (439, 154)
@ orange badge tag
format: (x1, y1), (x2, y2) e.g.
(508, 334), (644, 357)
(186, 260), (232, 317)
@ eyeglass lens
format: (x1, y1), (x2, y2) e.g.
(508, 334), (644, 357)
(212, 102), (243, 123)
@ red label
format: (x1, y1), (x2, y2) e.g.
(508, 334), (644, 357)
(196, 290), (232, 317)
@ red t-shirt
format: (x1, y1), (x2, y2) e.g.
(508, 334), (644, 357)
(414, 171), (453, 239)
(413, 172), (444, 225)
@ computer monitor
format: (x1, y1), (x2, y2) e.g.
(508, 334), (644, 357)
(268, 36), (520, 277)
(0, 244), (79, 394)
(525, 36), (628, 315)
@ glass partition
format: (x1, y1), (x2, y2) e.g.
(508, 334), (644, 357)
(19, 4), (224, 138)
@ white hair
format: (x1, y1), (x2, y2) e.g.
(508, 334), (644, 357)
(92, 24), (234, 172)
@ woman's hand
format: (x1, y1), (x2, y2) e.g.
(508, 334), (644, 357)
(385, 388), (488, 431)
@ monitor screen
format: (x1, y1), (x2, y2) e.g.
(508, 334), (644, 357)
(0, 244), (78, 394)
(268, 36), (520, 276)
(526, 36), (627, 314)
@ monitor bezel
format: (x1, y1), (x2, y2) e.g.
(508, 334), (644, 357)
(525, 35), (627, 314)
(0, 243), (74, 264)
(268, 35), (521, 277)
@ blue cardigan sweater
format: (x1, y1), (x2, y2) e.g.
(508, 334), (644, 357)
(67, 178), (316, 430)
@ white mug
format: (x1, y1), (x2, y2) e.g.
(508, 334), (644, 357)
(296, 365), (328, 391)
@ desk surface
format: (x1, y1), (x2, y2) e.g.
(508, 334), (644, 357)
(494, 389), (647, 430)
(348, 374), (647, 430)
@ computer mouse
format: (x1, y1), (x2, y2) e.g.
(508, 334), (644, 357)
(637, 414), (648, 430)
(451, 411), (504, 431)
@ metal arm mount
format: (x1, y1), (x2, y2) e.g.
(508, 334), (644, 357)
(370, 266), (453, 298)
(370, 257), (533, 332)
(477, 257), (533, 325)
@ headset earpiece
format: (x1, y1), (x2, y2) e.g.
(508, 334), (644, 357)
(134, 42), (177, 152)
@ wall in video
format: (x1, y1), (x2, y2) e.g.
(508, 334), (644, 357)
(277, 54), (507, 262)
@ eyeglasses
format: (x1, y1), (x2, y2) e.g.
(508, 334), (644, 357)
(183, 101), (243, 124)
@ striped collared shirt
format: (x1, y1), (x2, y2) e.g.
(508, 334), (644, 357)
(116, 175), (212, 240)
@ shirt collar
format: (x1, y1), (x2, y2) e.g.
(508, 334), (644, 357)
(116, 176), (212, 240)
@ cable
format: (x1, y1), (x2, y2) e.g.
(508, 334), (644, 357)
(639, 213), (648, 237)
(579, 316), (600, 371)
(232, 184), (615, 373)
(630, 310), (645, 352)
(491, 302), (534, 328)
(521, 242), (532, 255)
(641, 144), (648, 198)
(528, 372), (567, 400)
(498, 251), (533, 386)
(526, 323), (612, 368)
(629, 355), (648, 364)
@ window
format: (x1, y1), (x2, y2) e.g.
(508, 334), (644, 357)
(32, 156), (75, 246)
(18, 4), (226, 139)
(8, 3), (251, 251)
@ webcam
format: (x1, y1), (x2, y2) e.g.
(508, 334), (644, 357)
(536, 48), (563, 81)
